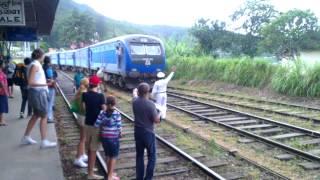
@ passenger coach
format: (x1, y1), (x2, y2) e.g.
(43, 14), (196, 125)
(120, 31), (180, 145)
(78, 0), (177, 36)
(49, 34), (166, 89)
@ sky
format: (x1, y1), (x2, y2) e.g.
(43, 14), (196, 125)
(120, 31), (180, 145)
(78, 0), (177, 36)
(74, 0), (320, 27)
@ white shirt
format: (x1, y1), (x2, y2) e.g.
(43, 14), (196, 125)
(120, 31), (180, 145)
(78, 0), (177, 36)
(29, 60), (47, 90)
(151, 72), (174, 96)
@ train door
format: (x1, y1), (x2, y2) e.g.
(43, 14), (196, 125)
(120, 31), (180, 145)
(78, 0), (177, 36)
(116, 42), (123, 71)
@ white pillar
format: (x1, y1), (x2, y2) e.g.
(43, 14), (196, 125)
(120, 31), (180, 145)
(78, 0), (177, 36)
(24, 41), (27, 57)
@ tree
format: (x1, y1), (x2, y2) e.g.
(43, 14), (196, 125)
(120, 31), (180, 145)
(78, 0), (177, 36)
(231, 0), (278, 57)
(260, 9), (319, 59)
(60, 9), (96, 48)
(191, 19), (235, 55)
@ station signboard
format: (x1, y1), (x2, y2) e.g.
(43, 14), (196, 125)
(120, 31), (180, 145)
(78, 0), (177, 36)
(0, 0), (25, 26)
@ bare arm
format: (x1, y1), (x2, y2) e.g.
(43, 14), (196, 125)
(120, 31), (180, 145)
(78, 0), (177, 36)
(154, 113), (161, 124)
(163, 72), (174, 84)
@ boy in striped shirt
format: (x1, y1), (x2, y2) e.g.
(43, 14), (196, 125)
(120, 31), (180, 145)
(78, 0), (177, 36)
(95, 95), (121, 180)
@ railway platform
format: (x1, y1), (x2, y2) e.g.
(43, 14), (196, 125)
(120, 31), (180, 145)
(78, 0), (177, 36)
(0, 88), (64, 180)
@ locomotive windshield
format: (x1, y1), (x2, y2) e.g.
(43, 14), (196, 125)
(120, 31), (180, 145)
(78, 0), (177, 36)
(130, 44), (162, 56)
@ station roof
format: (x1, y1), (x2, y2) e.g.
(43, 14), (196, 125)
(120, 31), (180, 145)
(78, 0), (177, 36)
(0, 0), (60, 41)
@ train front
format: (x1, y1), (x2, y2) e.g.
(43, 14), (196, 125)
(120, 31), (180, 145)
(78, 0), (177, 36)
(124, 35), (166, 89)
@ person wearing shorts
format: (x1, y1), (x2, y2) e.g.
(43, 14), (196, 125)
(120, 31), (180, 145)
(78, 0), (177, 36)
(72, 78), (90, 168)
(82, 75), (105, 180)
(95, 96), (121, 180)
(21, 48), (57, 149)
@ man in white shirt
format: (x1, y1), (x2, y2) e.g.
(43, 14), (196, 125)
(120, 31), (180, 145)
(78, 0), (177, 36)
(151, 66), (176, 120)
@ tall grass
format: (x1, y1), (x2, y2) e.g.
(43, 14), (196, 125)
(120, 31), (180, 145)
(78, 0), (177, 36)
(168, 55), (276, 88)
(168, 55), (320, 97)
(272, 60), (320, 97)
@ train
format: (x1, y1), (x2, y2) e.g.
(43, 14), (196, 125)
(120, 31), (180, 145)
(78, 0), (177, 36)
(48, 34), (166, 89)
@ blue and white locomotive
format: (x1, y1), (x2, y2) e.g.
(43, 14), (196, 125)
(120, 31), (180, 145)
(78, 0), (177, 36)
(48, 34), (166, 89)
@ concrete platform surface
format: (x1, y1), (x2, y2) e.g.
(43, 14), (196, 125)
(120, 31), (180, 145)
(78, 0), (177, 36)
(0, 88), (64, 180)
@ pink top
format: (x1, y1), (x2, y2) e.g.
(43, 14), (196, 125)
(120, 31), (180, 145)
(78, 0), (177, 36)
(0, 71), (8, 96)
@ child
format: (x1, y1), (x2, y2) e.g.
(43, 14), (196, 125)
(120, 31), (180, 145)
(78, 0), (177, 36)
(72, 78), (90, 168)
(0, 60), (8, 126)
(95, 95), (121, 180)
(82, 75), (106, 180)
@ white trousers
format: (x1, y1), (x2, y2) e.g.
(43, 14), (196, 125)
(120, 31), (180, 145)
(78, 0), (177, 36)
(155, 93), (167, 119)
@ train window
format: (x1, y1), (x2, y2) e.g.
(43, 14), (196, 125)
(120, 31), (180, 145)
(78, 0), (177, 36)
(145, 45), (161, 56)
(130, 44), (146, 55)
(130, 44), (161, 56)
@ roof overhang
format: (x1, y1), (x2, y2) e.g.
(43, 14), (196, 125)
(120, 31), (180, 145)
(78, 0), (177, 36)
(0, 0), (59, 41)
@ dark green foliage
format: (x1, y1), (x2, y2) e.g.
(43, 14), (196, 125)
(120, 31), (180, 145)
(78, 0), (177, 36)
(190, 19), (254, 57)
(260, 9), (319, 59)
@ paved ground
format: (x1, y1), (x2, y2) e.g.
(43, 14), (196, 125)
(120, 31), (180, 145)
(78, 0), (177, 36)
(0, 87), (64, 180)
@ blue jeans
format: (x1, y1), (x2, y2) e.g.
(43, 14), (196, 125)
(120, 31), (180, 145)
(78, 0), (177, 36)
(47, 88), (55, 121)
(134, 127), (156, 180)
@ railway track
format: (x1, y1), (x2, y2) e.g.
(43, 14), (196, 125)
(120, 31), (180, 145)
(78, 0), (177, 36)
(167, 93), (320, 170)
(56, 72), (226, 180)
(58, 71), (289, 179)
(168, 86), (320, 124)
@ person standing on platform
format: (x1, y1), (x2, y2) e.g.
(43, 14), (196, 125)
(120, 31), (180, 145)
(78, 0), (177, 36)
(132, 83), (161, 180)
(82, 75), (106, 180)
(43, 56), (56, 123)
(5, 57), (16, 98)
(151, 66), (176, 120)
(20, 49), (57, 148)
(72, 78), (89, 168)
(0, 60), (9, 126)
(14, 58), (33, 118)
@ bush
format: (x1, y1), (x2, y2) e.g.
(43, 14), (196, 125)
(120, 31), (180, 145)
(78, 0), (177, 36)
(272, 60), (320, 97)
(168, 55), (320, 97)
(168, 55), (275, 88)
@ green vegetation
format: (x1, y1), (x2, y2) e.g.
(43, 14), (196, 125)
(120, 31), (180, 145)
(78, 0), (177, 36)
(272, 61), (320, 97)
(168, 56), (275, 88)
(44, 0), (187, 48)
(168, 55), (320, 97)
(192, 0), (320, 59)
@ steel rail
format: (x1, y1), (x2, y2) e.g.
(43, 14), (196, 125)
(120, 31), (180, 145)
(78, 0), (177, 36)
(168, 90), (320, 123)
(168, 86), (320, 111)
(59, 71), (226, 180)
(168, 93), (320, 163)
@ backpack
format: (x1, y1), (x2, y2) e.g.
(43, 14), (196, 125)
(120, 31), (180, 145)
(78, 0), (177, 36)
(13, 63), (27, 86)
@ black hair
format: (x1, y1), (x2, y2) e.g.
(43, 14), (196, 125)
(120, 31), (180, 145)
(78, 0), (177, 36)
(44, 56), (51, 65)
(0, 60), (4, 69)
(138, 83), (150, 97)
(31, 48), (44, 60)
(24, 57), (32, 65)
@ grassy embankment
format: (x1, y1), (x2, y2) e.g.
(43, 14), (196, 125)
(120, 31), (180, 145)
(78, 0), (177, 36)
(167, 55), (320, 97)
